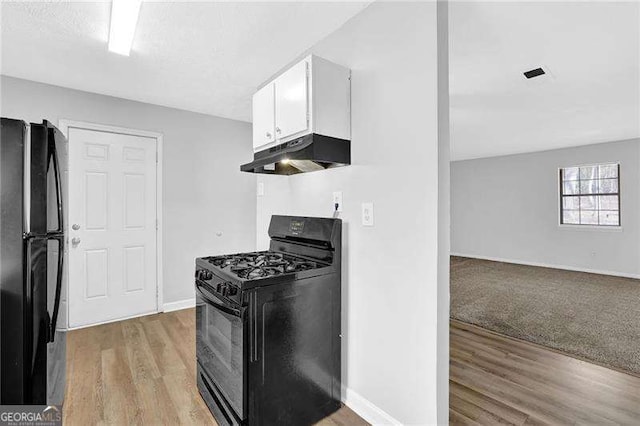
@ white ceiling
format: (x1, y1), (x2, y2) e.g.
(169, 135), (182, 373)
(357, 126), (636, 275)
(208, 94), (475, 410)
(0, 1), (369, 122)
(2, 2), (637, 159)
(450, 1), (640, 160)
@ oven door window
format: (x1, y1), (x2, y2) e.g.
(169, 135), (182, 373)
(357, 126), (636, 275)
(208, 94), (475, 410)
(196, 289), (244, 417)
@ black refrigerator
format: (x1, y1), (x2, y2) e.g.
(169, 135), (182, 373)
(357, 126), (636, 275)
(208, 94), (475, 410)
(0, 117), (67, 405)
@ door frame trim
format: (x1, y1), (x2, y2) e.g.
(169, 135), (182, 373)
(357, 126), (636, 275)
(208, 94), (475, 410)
(58, 119), (164, 327)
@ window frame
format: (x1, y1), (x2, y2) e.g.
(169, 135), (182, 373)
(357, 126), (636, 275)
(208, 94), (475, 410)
(558, 162), (621, 228)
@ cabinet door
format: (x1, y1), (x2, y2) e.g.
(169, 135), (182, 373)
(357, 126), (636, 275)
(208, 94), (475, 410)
(274, 60), (309, 140)
(252, 83), (275, 151)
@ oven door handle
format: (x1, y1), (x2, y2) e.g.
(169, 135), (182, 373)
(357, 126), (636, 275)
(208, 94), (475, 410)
(195, 282), (241, 317)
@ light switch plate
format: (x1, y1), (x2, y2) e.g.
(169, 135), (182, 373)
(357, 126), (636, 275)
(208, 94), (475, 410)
(362, 202), (374, 226)
(257, 182), (264, 197)
(332, 191), (343, 212)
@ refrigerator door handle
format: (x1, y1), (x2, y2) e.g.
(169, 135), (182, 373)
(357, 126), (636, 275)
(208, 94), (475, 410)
(24, 123), (31, 235)
(48, 235), (64, 343)
(48, 134), (64, 234)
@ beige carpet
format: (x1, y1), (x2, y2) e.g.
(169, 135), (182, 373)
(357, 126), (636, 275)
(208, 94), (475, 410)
(451, 256), (640, 375)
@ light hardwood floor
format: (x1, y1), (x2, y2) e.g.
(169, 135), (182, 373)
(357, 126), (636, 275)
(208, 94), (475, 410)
(64, 309), (367, 426)
(450, 320), (640, 425)
(66, 308), (640, 425)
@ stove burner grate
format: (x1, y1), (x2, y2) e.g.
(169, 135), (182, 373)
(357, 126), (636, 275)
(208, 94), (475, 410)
(204, 251), (323, 279)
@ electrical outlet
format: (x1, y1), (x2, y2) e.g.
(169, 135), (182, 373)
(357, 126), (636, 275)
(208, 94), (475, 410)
(257, 182), (264, 197)
(333, 191), (343, 212)
(362, 202), (374, 226)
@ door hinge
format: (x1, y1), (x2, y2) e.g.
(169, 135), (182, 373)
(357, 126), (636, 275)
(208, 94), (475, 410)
(156, 219), (159, 230)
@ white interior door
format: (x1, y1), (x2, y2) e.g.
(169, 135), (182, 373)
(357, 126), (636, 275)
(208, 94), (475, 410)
(68, 127), (158, 328)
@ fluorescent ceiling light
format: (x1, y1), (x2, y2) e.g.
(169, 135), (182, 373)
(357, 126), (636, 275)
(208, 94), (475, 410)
(108, 0), (142, 56)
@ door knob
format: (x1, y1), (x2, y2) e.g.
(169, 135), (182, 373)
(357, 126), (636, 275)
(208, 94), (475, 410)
(71, 237), (81, 246)
(266, 132), (272, 138)
(72, 224), (81, 230)
(276, 127), (281, 134)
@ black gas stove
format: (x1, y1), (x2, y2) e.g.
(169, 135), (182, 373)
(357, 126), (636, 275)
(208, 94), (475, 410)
(195, 216), (342, 426)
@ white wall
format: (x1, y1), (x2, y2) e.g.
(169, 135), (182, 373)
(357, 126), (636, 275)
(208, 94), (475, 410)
(1, 76), (256, 307)
(451, 139), (640, 278)
(256, 3), (445, 424)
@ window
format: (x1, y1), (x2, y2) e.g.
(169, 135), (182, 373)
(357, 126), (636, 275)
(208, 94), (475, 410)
(560, 163), (620, 227)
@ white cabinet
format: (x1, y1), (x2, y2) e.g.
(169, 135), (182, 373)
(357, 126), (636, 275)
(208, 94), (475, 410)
(274, 61), (309, 140)
(252, 55), (350, 152)
(252, 83), (275, 152)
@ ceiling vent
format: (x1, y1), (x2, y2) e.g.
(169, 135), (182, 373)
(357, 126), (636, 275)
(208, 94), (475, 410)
(524, 67), (545, 79)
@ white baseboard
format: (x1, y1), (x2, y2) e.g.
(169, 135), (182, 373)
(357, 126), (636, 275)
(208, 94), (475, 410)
(163, 298), (196, 312)
(67, 310), (158, 330)
(66, 298), (196, 330)
(451, 253), (640, 279)
(342, 386), (401, 425)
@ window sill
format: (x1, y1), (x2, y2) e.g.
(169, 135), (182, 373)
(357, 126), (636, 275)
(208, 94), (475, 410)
(558, 224), (623, 232)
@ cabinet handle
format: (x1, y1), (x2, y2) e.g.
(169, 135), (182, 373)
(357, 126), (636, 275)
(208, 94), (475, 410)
(266, 132), (272, 138)
(276, 127), (281, 134)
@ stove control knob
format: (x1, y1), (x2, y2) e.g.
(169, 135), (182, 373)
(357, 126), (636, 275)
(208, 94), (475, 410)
(216, 283), (222, 293)
(228, 286), (238, 296)
(221, 284), (229, 297)
(202, 271), (213, 280)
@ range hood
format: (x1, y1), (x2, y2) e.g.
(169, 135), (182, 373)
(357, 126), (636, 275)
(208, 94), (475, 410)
(240, 134), (350, 175)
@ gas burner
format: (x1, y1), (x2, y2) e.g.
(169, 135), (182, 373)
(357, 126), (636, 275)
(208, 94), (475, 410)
(205, 251), (325, 280)
(208, 256), (240, 268)
(286, 261), (315, 272)
(258, 253), (284, 263)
